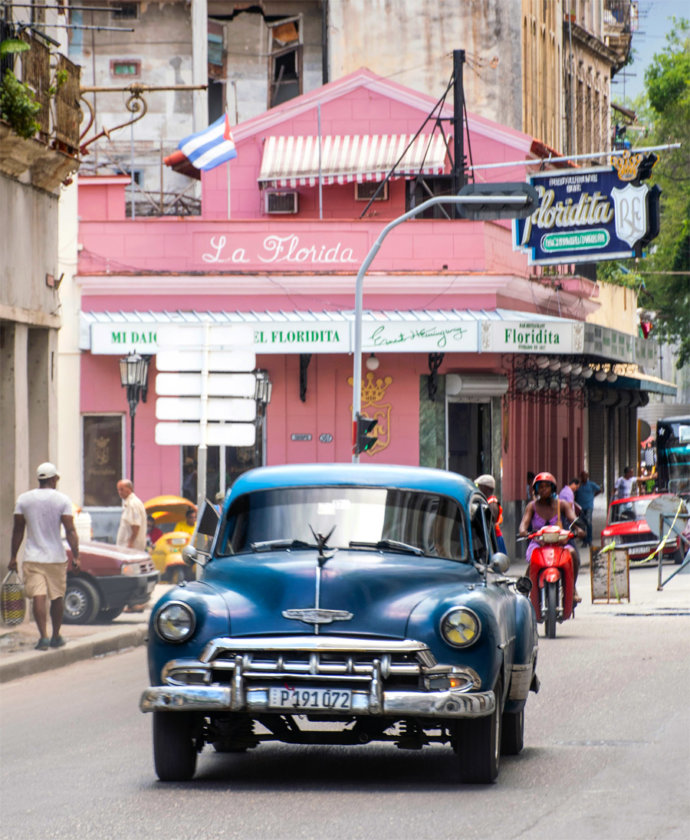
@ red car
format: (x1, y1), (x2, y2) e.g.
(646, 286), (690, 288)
(63, 541), (159, 624)
(601, 495), (684, 564)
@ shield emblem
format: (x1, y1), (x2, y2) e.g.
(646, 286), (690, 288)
(611, 183), (648, 248)
(362, 402), (391, 456)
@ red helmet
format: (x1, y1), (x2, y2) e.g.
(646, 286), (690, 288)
(532, 472), (557, 494)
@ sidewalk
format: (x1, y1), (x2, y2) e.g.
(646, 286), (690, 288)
(1, 561), (688, 684)
(0, 584), (170, 684)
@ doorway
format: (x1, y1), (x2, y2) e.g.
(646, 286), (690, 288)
(447, 401), (492, 480)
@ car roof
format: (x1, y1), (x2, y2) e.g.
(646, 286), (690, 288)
(227, 463), (477, 505)
(610, 494), (661, 505)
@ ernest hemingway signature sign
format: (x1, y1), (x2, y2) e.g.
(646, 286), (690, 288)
(513, 164), (660, 266)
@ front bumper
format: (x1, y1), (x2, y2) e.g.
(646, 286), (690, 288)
(141, 634), (496, 720)
(140, 684), (495, 718)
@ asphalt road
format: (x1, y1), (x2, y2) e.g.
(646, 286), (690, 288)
(1, 569), (689, 840)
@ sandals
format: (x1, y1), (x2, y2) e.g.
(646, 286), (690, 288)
(50, 636), (66, 648)
(35, 637), (50, 651)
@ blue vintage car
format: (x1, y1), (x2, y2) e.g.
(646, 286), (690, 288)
(140, 464), (539, 784)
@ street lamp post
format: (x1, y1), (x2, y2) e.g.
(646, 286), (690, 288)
(351, 187), (539, 462)
(119, 353), (150, 484)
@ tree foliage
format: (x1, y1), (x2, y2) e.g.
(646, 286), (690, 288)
(638, 19), (690, 367)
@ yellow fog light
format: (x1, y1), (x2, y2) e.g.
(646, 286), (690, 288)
(440, 607), (481, 648)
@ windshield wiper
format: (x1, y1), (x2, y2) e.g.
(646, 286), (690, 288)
(348, 539), (424, 556)
(250, 539), (314, 552)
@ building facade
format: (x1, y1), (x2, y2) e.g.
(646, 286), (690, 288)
(70, 69), (667, 551)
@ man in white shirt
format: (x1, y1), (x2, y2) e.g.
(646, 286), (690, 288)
(10, 463), (80, 650)
(116, 479), (148, 551)
(614, 467), (636, 500)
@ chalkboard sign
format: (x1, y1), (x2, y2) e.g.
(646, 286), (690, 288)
(591, 547), (630, 603)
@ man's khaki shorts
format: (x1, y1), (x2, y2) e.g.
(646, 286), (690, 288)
(22, 562), (68, 600)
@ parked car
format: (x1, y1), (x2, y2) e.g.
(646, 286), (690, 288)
(600, 494), (684, 564)
(140, 464), (539, 784)
(63, 541), (159, 624)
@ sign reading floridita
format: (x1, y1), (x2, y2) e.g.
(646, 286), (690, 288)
(513, 152), (660, 266)
(482, 320), (584, 354)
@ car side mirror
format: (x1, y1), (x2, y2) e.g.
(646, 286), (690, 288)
(490, 552), (511, 574)
(182, 544), (201, 567)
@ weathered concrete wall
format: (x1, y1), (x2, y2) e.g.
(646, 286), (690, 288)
(328, 0), (523, 132)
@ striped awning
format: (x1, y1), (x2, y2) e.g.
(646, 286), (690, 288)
(258, 134), (449, 188)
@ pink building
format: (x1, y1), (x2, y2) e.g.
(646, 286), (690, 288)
(77, 70), (618, 545)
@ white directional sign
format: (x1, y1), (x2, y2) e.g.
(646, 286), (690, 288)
(155, 373), (257, 397)
(155, 423), (256, 447)
(156, 397), (257, 422)
(156, 349), (256, 372)
(156, 323), (255, 349)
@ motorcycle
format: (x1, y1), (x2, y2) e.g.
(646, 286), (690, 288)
(524, 524), (579, 638)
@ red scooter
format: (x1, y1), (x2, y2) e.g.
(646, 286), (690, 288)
(526, 525), (578, 638)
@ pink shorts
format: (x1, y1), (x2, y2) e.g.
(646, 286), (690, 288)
(22, 562), (67, 600)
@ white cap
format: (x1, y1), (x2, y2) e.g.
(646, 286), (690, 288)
(37, 462), (59, 479)
(475, 474), (495, 490)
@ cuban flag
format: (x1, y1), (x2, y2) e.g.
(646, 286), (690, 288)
(178, 113), (237, 171)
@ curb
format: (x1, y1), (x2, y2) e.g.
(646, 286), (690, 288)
(0, 624), (148, 684)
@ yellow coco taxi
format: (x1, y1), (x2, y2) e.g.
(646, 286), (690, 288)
(144, 496), (197, 584)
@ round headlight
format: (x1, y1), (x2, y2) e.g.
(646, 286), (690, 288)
(155, 601), (196, 643)
(440, 607), (481, 648)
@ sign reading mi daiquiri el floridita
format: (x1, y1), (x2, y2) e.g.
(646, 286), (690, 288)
(513, 150), (660, 265)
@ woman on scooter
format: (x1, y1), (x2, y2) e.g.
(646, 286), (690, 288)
(519, 472), (585, 601)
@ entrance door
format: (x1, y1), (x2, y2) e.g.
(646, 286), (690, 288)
(448, 401), (492, 479)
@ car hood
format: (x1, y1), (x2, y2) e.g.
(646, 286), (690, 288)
(202, 550), (480, 638)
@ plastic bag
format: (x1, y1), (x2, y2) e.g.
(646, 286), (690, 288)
(1, 570), (26, 626)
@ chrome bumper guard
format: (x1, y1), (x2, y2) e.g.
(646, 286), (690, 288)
(139, 684), (495, 718)
(140, 634), (494, 719)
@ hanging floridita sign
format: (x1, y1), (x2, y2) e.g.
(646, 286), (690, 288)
(513, 151), (660, 265)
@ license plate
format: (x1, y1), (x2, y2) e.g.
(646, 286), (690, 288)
(268, 687), (352, 711)
(627, 545), (651, 556)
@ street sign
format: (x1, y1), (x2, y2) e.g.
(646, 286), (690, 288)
(156, 349), (256, 372)
(457, 182), (540, 220)
(155, 397), (256, 422)
(155, 372), (257, 397)
(155, 422), (257, 447)
(156, 323), (255, 348)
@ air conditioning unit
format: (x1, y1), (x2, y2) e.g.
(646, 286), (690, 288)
(355, 181), (388, 201)
(265, 190), (298, 214)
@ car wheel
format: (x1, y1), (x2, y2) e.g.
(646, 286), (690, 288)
(98, 606), (124, 622)
(166, 567), (185, 585)
(153, 712), (198, 782)
(454, 677), (502, 784)
(63, 578), (101, 624)
(672, 547), (685, 565)
(545, 581), (558, 639)
(500, 706), (524, 756)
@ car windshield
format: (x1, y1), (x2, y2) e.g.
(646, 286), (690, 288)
(217, 486), (468, 561)
(609, 499), (651, 523)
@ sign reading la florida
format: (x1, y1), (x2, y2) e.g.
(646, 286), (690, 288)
(202, 233), (359, 266)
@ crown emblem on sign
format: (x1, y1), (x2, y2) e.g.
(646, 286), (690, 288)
(348, 372), (393, 404)
(611, 149), (643, 181)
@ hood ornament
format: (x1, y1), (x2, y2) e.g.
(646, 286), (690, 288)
(283, 608), (353, 625)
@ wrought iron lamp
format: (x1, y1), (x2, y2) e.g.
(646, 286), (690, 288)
(119, 353), (150, 485)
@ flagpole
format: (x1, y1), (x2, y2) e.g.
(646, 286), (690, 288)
(227, 160), (231, 219)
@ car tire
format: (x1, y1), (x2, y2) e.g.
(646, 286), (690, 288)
(500, 706), (524, 756)
(63, 578), (101, 624)
(545, 581), (558, 639)
(98, 606), (124, 622)
(454, 677), (502, 784)
(672, 547), (685, 565)
(153, 711), (198, 782)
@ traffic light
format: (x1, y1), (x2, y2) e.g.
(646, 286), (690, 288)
(355, 413), (378, 454)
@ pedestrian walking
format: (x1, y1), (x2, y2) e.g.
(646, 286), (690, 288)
(574, 470), (601, 547)
(116, 479), (148, 551)
(9, 462), (80, 651)
(559, 476), (582, 516)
